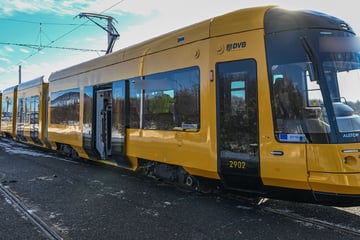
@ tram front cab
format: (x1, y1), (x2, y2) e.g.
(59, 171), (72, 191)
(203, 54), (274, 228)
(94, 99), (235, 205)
(264, 8), (360, 205)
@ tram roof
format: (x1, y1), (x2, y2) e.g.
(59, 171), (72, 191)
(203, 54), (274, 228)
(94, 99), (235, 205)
(18, 76), (46, 91)
(48, 5), (274, 82)
(2, 85), (17, 94)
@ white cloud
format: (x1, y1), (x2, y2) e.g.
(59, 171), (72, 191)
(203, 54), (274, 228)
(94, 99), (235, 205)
(62, 1), (73, 8)
(0, 57), (11, 63)
(5, 46), (14, 52)
(19, 48), (29, 53)
(0, 0), (152, 16)
(7, 0), (39, 12)
(0, 0), (82, 15)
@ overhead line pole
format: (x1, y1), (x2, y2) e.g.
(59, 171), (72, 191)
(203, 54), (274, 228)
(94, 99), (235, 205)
(77, 13), (120, 54)
(18, 65), (21, 84)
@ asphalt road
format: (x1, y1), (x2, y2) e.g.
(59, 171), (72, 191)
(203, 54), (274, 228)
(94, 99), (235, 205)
(0, 138), (359, 240)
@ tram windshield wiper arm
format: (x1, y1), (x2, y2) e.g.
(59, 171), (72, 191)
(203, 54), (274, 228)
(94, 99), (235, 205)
(300, 36), (320, 81)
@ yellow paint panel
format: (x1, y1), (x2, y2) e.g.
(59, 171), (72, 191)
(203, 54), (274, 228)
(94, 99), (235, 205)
(126, 128), (218, 178)
(210, 6), (274, 37)
(309, 172), (360, 194)
(307, 144), (360, 173)
(261, 141), (310, 190)
(47, 126), (82, 146)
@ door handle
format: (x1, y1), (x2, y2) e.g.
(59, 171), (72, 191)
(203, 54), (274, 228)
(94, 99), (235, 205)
(271, 151), (284, 156)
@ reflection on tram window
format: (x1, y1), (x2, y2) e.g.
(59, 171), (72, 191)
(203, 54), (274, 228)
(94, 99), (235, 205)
(50, 88), (80, 125)
(130, 66), (200, 130)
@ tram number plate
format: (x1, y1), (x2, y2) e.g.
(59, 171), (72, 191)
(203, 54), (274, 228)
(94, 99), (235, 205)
(229, 160), (246, 169)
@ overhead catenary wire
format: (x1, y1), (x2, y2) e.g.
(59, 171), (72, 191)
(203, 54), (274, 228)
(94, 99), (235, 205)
(0, 41), (106, 52)
(8, 0), (126, 64)
(0, 18), (95, 26)
(100, 0), (126, 14)
(17, 19), (96, 63)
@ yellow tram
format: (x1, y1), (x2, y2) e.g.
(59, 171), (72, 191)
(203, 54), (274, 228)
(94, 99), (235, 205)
(2, 6), (360, 205)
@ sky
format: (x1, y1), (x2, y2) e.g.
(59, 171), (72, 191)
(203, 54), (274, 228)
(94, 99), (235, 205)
(0, 0), (359, 90)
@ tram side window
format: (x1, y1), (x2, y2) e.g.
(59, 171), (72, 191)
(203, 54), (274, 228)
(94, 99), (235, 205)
(17, 96), (40, 126)
(129, 67), (200, 130)
(129, 78), (141, 128)
(17, 98), (25, 125)
(50, 88), (80, 125)
(17, 98), (25, 136)
(2, 96), (13, 122)
(83, 86), (93, 138)
(26, 97), (31, 123)
(30, 96), (39, 124)
(30, 96), (40, 138)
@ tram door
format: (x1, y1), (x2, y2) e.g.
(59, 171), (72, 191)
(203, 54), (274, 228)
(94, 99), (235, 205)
(96, 89), (112, 160)
(216, 59), (262, 190)
(86, 81), (130, 167)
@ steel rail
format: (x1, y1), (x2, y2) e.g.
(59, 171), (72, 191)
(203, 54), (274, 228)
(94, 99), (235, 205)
(219, 193), (360, 238)
(0, 184), (63, 240)
(261, 206), (360, 238)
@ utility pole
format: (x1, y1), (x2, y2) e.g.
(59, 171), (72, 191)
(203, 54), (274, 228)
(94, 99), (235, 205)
(77, 13), (120, 54)
(18, 65), (21, 84)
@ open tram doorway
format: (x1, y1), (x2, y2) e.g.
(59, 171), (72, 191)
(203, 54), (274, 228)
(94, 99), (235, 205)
(83, 81), (131, 168)
(96, 88), (112, 160)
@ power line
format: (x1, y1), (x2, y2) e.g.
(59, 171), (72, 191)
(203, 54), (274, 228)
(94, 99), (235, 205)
(0, 18), (94, 26)
(100, 0), (126, 14)
(0, 42), (106, 52)
(16, 19), (93, 64)
(12, 0), (126, 63)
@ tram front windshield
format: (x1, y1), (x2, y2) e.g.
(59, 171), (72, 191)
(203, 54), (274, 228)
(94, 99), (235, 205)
(266, 30), (360, 143)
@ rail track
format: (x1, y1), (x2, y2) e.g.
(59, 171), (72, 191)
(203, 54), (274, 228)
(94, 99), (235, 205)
(161, 177), (360, 239)
(260, 204), (360, 238)
(222, 193), (360, 238)
(0, 182), (63, 240)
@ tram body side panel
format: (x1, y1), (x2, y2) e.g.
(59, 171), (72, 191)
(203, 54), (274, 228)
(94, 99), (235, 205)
(17, 87), (31, 142)
(126, 40), (219, 179)
(307, 144), (360, 195)
(46, 58), (144, 159)
(16, 83), (49, 146)
(46, 40), (220, 179)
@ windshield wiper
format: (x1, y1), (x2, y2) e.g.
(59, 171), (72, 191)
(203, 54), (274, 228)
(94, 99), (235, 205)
(300, 36), (320, 81)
